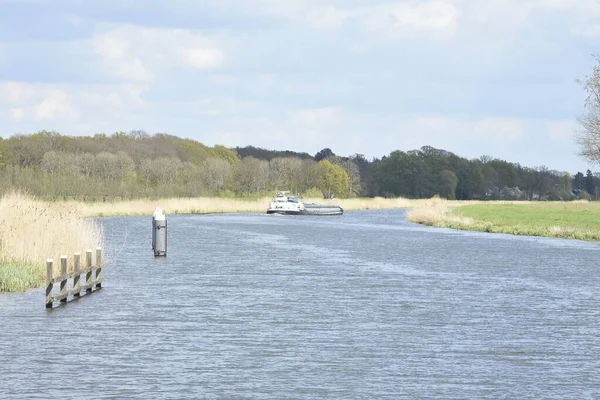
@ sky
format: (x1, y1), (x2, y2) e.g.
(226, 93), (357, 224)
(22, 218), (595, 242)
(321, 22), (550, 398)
(0, 0), (599, 173)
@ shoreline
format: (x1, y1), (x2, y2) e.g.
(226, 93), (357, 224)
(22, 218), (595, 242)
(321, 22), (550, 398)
(79, 196), (490, 218)
(407, 200), (600, 242)
(3, 195), (598, 293)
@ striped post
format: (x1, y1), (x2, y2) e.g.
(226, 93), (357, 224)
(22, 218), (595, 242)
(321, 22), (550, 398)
(60, 256), (68, 304)
(86, 249), (93, 294)
(45, 259), (53, 309)
(95, 247), (103, 289)
(73, 252), (81, 298)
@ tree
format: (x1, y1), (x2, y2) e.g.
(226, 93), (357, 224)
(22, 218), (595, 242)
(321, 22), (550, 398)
(212, 145), (239, 164)
(533, 166), (552, 200)
(297, 159), (321, 192)
(234, 157), (269, 194)
(269, 157), (301, 192)
(576, 55), (600, 163)
(329, 156), (361, 197)
(439, 169), (458, 200)
(317, 159), (348, 197)
(558, 173), (573, 200)
(573, 171), (585, 190)
(202, 157), (231, 194)
(314, 148), (335, 162)
(585, 169), (596, 196)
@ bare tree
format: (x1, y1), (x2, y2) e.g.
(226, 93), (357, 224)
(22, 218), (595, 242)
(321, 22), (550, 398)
(115, 151), (136, 181)
(41, 151), (77, 175)
(202, 157), (231, 194)
(234, 157), (269, 193)
(94, 152), (119, 181)
(297, 159), (321, 192)
(41, 151), (63, 174)
(577, 55), (600, 163)
(269, 157), (302, 192)
(75, 152), (95, 178)
(330, 156), (361, 196)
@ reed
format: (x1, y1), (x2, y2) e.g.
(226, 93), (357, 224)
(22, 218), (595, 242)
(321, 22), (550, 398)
(82, 197), (272, 216)
(0, 191), (104, 292)
(406, 197), (475, 226)
(81, 196), (419, 216)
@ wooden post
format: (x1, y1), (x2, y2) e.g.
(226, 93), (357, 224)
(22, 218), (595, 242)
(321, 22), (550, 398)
(73, 252), (81, 298)
(95, 247), (102, 289)
(60, 256), (68, 304)
(45, 259), (53, 309)
(86, 249), (92, 294)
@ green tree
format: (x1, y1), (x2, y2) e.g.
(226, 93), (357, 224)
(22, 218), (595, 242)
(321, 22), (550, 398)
(585, 169), (596, 195)
(439, 169), (458, 199)
(212, 145), (239, 164)
(573, 171), (585, 190)
(317, 159), (348, 198)
(558, 173), (573, 200)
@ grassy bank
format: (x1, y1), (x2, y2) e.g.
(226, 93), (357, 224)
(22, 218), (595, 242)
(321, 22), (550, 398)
(407, 199), (600, 241)
(0, 191), (104, 292)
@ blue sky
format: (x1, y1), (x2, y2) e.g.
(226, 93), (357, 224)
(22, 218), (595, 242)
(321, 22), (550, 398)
(0, 0), (599, 173)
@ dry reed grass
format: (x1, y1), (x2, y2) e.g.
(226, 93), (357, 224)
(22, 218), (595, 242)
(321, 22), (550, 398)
(81, 195), (479, 217)
(405, 197), (475, 226)
(0, 191), (104, 291)
(82, 197), (274, 216)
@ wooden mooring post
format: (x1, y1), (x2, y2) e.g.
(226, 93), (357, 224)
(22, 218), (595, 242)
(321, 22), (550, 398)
(45, 248), (104, 309)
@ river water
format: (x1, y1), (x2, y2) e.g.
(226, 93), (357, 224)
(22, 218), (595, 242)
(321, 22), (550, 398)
(1, 210), (600, 399)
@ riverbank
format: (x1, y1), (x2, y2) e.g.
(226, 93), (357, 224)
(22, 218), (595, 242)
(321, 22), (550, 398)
(80, 196), (415, 217)
(4, 193), (597, 292)
(407, 198), (600, 241)
(0, 192), (104, 292)
(79, 195), (480, 217)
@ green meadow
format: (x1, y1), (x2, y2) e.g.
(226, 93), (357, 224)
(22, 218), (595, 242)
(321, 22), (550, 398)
(447, 202), (600, 241)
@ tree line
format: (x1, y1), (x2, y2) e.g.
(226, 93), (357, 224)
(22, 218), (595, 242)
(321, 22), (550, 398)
(0, 130), (596, 201)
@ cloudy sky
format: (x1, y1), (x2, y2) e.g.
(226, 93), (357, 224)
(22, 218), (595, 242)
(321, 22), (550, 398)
(0, 0), (599, 172)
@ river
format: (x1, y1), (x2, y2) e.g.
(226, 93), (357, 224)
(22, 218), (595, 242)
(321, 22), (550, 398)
(1, 210), (599, 399)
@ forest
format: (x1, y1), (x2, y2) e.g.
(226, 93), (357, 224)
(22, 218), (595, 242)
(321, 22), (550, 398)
(0, 130), (597, 202)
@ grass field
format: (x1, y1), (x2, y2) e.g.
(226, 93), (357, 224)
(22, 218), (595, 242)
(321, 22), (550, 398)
(408, 200), (600, 241)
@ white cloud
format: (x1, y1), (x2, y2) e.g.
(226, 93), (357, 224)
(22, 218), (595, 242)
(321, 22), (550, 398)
(92, 25), (226, 82)
(305, 5), (353, 29)
(1, 81), (37, 104)
(571, 25), (600, 37)
(288, 106), (342, 126)
(180, 48), (225, 69)
(10, 108), (25, 121)
(463, 0), (600, 39)
(0, 81), (152, 125)
(254, 0), (600, 41)
(1, 83), (77, 121)
(189, 98), (257, 116)
(546, 119), (578, 140)
(34, 90), (77, 121)
(214, 0), (461, 36)
(364, 1), (460, 36)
